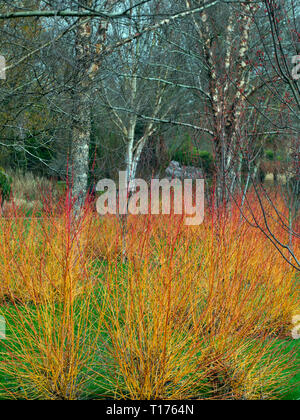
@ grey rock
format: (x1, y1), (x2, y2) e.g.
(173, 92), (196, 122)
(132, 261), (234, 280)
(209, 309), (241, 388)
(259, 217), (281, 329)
(165, 161), (203, 180)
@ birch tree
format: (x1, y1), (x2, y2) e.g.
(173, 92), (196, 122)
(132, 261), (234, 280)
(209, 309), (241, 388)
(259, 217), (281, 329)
(0, 0), (220, 210)
(100, 3), (179, 192)
(180, 0), (260, 206)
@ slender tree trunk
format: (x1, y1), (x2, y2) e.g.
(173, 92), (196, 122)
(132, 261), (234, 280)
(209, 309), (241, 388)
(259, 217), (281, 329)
(72, 3), (93, 213)
(72, 87), (91, 212)
(71, 2), (109, 213)
(197, 4), (257, 209)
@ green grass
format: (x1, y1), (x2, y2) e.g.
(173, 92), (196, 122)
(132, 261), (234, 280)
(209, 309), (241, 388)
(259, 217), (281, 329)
(282, 341), (300, 400)
(1, 295), (299, 400)
(0, 294), (109, 400)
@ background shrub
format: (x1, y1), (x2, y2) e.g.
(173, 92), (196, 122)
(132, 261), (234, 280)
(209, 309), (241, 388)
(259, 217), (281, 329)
(0, 167), (12, 206)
